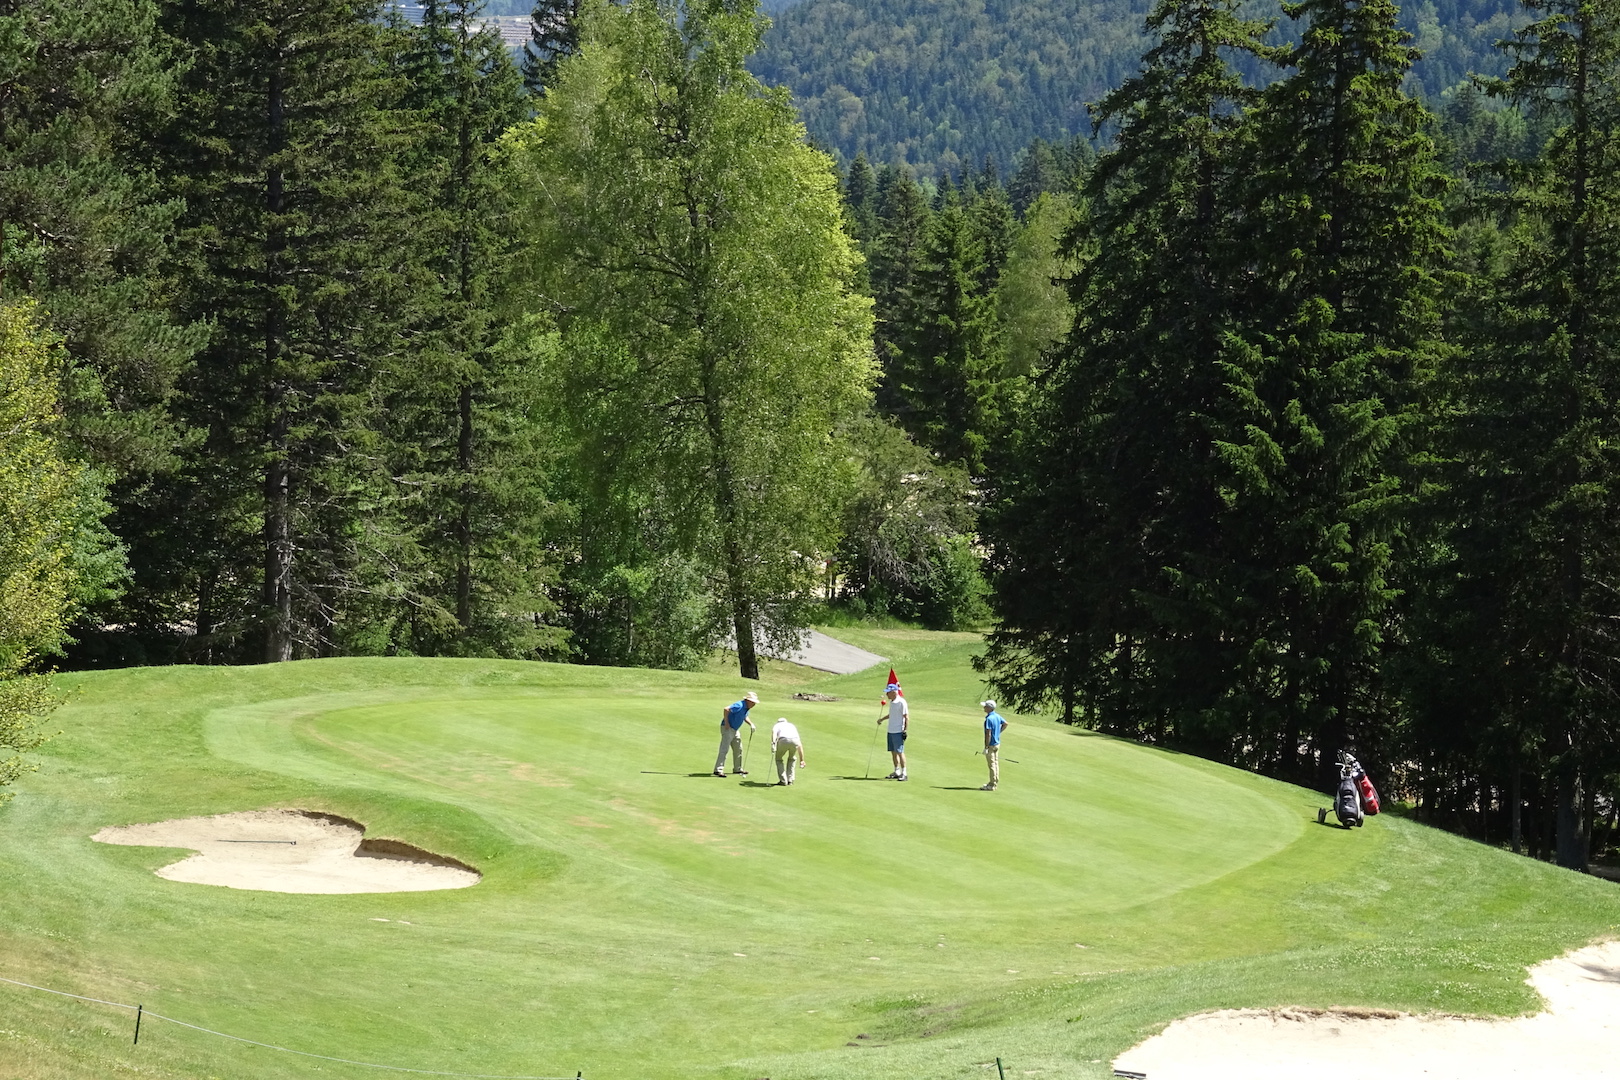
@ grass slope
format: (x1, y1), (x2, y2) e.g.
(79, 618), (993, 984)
(2, 629), (1617, 1080)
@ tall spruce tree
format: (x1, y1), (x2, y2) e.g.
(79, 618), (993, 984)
(161, 0), (427, 661)
(1445, 0), (1620, 868)
(520, 0), (582, 94)
(1216, 0), (1449, 782)
(979, 0), (1268, 736)
(868, 165), (932, 417)
(891, 183), (1008, 474)
(0, 0), (207, 661)
(389, 0), (557, 657)
(0, 0), (202, 477)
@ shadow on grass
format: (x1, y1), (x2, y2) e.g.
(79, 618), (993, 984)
(638, 771), (725, 778)
(932, 786), (986, 791)
(739, 780), (780, 788)
(827, 775), (886, 781)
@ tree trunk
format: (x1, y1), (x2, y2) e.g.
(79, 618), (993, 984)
(261, 56), (293, 664)
(1511, 765), (1523, 855)
(456, 380), (473, 629)
(1555, 762), (1586, 871)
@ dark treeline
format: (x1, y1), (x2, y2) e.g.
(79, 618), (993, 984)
(937, 0), (1620, 872)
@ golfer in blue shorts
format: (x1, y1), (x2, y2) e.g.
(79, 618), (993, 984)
(877, 684), (909, 780)
(714, 691), (758, 776)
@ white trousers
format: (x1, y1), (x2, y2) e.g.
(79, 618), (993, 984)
(715, 726), (744, 773)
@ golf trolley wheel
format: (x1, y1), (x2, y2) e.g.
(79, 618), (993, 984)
(1317, 807), (1327, 825)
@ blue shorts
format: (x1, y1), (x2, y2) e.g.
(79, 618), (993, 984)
(886, 730), (906, 753)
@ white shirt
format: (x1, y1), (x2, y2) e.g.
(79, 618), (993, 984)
(771, 719), (800, 745)
(885, 695), (909, 733)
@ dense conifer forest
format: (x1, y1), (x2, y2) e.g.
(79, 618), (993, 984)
(753, 0), (1526, 175)
(3, 0), (1619, 876)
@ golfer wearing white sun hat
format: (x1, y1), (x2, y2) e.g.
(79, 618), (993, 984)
(714, 691), (758, 776)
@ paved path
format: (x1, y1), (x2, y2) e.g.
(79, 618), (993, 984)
(725, 629), (886, 675)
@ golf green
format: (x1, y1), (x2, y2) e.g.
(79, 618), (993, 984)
(2, 630), (1617, 1079)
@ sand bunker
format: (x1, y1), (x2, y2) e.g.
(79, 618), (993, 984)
(1114, 941), (1620, 1079)
(93, 810), (480, 894)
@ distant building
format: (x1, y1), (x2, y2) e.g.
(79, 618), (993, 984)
(381, 2), (532, 52)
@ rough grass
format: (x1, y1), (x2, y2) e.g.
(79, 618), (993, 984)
(1, 630), (1616, 1080)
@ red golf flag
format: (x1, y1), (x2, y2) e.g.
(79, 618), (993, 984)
(886, 668), (899, 691)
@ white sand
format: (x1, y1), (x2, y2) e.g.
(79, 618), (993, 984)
(92, 809), (480, 894)
(1114, 941), (1620, 1079)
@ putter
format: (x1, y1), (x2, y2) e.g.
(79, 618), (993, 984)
(743, 725), (754, 775)
(865, 719), (881, 779)
(976, 749), (1020, 763)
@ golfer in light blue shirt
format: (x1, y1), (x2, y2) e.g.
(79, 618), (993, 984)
(981, 700), (1009, 791)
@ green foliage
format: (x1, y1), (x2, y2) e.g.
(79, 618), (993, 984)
(0, 0), (205, 480)
(834, 415), (987, 630)
(981, 0), (1273, 729)
(519, 0), (582, 93)
(0, 301), (76, 800)
(510, 0), (876, 677)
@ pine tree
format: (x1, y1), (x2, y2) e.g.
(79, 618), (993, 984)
(0, 0), (204, 479)
(161, 0), (429, 661)
(1445, 0), (1620, 868)
(388, 0), (557, 657)
(1217, 0), (1450, 782)
(520, 0), (582, 94)
(0, 0), (207, 661)
(979, 0), (1269, 736)
(868, 165), (932, 417)
(891, 183), (1009, 474)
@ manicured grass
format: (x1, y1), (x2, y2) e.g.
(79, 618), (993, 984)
(1, 630), (1617, 1079)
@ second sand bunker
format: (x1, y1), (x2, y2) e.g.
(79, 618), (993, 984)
(93, 809), (480, 894)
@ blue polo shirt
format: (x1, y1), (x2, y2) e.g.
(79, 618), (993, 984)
(984, 710), (1006, 745)
(725, 701), (751, 730)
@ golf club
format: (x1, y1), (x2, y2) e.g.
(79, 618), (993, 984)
(743, 724), (754, 775)
(865, 716), (881, 778)
(976, 749), (1020, 763)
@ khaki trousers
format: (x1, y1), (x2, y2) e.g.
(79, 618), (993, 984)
(715, 726), (744, 773)
(775, 739), (800, 784)
(985, 744), (1000, 788)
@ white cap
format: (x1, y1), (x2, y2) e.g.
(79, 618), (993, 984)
(981, 699), (997, 709)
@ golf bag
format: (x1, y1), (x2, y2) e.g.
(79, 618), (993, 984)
(1334, 752), (1364, 828)
(1353, 764), (1380, 816)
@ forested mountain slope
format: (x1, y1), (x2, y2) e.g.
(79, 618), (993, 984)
(753, 0), (1524, 176)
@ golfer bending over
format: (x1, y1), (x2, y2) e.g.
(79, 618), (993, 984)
(981, 699), (1009, 791)
(714, 691), (758, 777)
(771, 717), (805, 786)
(878, 684), (909, 781)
